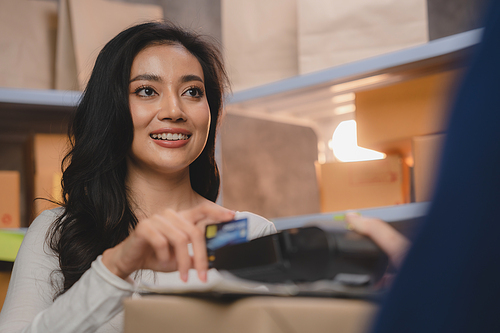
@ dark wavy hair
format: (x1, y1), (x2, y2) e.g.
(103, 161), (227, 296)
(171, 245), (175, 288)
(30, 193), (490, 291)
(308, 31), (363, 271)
(48, 21), (228, 297)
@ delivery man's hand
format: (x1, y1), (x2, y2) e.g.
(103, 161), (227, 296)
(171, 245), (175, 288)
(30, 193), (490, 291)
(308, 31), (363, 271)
(345, 213), (410, 268)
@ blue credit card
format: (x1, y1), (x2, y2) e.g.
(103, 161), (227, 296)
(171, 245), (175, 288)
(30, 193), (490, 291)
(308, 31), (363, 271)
(206, 218), (248, 265)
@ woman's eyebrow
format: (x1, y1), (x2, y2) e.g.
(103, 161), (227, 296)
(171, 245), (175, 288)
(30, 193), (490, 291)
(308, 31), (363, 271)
(180, 74), (204, 84)
(130, 73), (163, 83)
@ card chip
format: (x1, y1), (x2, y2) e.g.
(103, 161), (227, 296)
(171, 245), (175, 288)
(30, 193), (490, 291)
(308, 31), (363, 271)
(206, 225), (217, 239)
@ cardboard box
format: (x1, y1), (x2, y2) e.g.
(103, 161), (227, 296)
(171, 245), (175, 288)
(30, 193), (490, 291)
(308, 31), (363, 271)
(0, 0), (58, 89)
(56, 0), (164, 90)
(222, 0), (298, 91)
(356, 70), (461, 154)
(298, 0), (428, 74)
(124, 296), (376, 333)
(0, 271), (11, 313)
(33, 134), (69, 217)
(316, 155), (407, 212)
(0, 171), (21, 228)
(412, 134), (445, 202)
(220, 114), (320, 219)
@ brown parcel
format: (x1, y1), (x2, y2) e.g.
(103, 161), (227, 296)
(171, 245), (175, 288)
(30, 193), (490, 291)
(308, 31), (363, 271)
(356, 70), (460, 155)
(0, 171), (21, 229)
(0, 0), (57, 89)
(56, 0), (164, 90)
(298, 0), (428, 74)
(124, 296), (377, 333)
(412, 134), (446, 202)
(222, 0), (298, 91)
(0, 271), (11, 313)
(316, 155), (407, 212)
(32, 134), (69, 218)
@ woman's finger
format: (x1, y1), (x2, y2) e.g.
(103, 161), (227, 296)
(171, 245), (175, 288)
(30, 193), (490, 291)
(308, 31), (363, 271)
(103, 203), (236, 282)
(144, 215), (173, 265)
(345, 213), (410, 268)
(159, 208), (209, 282)
(101, 218), (174, 279)
(154, 209), (194, 282)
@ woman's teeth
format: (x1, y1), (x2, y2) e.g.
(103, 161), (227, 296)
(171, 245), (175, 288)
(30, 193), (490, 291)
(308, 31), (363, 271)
(151, 133), (189, 141)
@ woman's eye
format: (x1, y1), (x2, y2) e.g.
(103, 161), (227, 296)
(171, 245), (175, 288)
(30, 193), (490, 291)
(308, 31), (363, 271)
(184, 87), (203, 98)
(135, 87), (156, 97)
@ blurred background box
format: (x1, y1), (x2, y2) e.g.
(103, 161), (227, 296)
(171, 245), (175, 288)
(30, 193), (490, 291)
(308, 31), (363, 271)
(56, 0), (164, 90)
(0, 0), (57, 89)
(298, 0), (428, 75)
(33, 134), (69, 218)
(0, 171), (21, 229)
(221, 0), (298, 91)
(220, 115), (320, 219)
(316, 155), (407, 212)
(356, 70), (461, 156)
(0, 271), (11, 312)
(0, 136), (34, 228)
(412, 134), (445, 202)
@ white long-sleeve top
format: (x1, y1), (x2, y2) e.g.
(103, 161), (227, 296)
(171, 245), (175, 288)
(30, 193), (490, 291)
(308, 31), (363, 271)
(0, 207), (276, 333)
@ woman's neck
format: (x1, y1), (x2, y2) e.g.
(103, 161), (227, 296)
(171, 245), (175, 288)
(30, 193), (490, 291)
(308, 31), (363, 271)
(125, 165), (204, 220)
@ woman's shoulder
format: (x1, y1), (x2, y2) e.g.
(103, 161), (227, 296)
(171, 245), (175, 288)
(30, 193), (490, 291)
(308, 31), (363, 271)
(24, 207), (65, 242)
(29, 207), (65, 230)
(234, 211), (277, 239)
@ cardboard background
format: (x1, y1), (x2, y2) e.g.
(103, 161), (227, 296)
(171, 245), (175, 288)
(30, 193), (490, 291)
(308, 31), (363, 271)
(0, 171), (20, 228)
(356, 70), (461, 154)
(317, 155), (406, 212)
(33, 134), (69, 218)
(56, 0), (163, 90)
(412, 134), (445, 202)
(298, 0), (429, 74)
(0, 0), (57, 89)
(221, 0), (298, 91)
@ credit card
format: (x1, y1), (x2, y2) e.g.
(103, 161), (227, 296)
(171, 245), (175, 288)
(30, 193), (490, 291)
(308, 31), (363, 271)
(206, 218), (248, 267)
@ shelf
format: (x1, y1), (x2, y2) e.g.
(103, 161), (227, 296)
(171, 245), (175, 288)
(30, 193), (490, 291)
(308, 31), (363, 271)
(271, 201), (430, 232)
(0, 89), (80, 134)
(0, 88), (80, 108)
(227, 28), (482, 127)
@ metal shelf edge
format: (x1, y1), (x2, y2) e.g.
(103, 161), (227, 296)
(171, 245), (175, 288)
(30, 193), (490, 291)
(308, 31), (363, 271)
(0, 88), (81, 107)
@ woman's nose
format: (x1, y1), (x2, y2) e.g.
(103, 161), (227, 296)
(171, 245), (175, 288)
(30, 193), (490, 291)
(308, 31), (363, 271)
(157, 95), (186, 122)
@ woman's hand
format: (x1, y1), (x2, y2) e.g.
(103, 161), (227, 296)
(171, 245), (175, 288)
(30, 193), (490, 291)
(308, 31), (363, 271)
(345, 213), (410, 269)
(101, 202), (235, 282)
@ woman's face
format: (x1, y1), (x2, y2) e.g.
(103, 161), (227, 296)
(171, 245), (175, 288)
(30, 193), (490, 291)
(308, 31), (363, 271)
(128, 43), (210, 175)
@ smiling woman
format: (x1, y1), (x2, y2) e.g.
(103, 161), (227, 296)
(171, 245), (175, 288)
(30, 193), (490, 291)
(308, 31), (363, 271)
(0, 22), (276, 333)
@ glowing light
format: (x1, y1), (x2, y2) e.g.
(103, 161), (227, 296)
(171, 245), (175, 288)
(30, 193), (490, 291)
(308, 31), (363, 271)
(329, 120), (386, 162)
(333, 104), (356, 115)
(330, 74), (391, 93)
(331, 92), (355, 104)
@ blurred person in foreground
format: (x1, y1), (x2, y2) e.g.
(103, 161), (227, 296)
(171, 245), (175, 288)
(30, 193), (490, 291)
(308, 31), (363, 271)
(352, 0), (500, 332)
